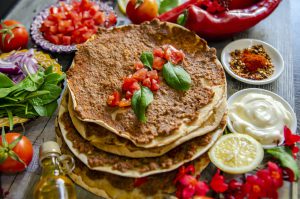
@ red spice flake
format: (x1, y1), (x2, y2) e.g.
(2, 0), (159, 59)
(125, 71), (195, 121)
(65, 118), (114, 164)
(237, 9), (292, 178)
(229, 45), (274, 80)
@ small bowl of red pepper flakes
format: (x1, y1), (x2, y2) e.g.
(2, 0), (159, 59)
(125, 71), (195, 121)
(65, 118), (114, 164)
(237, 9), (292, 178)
(221, 39), (284, 85)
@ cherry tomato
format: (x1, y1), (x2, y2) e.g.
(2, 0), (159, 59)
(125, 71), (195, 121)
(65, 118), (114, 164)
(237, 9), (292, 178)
(0, 20), (29, 52)
(0, 133), (33, 173)
(126, 0), (158, 24)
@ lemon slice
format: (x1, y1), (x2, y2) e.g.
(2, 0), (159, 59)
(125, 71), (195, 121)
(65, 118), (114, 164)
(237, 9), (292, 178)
(208, 133), (264, 174)
(118, 0), (128, 15)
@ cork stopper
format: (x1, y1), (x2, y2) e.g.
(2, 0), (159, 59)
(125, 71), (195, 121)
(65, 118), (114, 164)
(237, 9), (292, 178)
(39, 141), (61, 162)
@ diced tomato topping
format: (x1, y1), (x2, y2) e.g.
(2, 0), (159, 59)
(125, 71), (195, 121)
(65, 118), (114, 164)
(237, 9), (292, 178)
(119, 98), (131, 107)
(146, 70), (159, 80)
(134, 62), (144, 70)
(122, 77), (138, 91)
(153, 48), (164, 58)
(62, 36), (71, 45)
(151, 79), (160, 91)
(44, 33), (60, 44)
(50, 6), (58, 14)
(107, 91), (120, 107)
(133, 68), (148, 81)
(142, 78), (152, 89)
(83, 19), (95, 28)
(40, 0), (116, 45)
(163, 45), (185, 64)
(107, 12), (117, 26)
(153, 57), (166, 70)
(125, 91), (133, 99)
(43, 20), (56, 27)
(94, 12), (106, 25)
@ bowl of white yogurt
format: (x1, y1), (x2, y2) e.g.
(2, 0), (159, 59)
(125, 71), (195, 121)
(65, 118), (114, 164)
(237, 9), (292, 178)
(227, 88), (297, 149)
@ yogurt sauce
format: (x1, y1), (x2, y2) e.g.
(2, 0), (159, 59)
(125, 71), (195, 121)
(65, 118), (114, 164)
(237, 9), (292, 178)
(229, 93), (293, 145)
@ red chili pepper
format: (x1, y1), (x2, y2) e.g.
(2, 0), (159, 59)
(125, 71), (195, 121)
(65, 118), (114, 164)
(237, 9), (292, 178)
(159, 0), (281, 40)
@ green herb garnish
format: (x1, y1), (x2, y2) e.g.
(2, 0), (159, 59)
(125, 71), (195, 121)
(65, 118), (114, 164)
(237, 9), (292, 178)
(162, 62), (191, 91)
(131, 86), (153, 122)
(140, 52), (154, 70)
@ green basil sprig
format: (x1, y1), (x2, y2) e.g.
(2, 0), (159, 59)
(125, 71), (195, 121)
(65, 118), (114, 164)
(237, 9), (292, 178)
(131, 86), (153, 122)
(140, 52), (153, 70)
(266, 146), (299, 181)
(162, 62), (191, 91)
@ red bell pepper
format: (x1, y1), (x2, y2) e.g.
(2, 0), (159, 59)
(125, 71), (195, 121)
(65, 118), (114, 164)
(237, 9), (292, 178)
(158, 0), (281, 40)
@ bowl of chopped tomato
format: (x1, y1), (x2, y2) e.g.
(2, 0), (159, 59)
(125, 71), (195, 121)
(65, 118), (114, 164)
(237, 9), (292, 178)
(30, 0), (117, 53)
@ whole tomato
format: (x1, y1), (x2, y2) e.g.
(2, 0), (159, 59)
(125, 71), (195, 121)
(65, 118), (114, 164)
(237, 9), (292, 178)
(0, 20), (29, 52)
(0, 132), (33, 173)
(126, 0), (158, 24)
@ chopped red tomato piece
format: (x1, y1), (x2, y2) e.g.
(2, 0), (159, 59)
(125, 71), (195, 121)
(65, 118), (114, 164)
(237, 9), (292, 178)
(62, 36), (71, 45)
(153, 48), (164, 58)
(119, 98), (131, 107)
(147, 70), (159, 80)
(133, 68), (148, 81)
(50, 6), (58, 14)
(163, 45), (185, 64)
(134, 62), (144, 70)
(122, 77), (138, 91)
(44, 33), (60, 44)
(94, 12), (106, 25)
(107, 91), (120, 107)
(107, 12), (117, 27)
(142, 78), (152, 89)
(125, 91), (133, 99)
(151, 79), (159, 91)
(153, 57), (165, 70)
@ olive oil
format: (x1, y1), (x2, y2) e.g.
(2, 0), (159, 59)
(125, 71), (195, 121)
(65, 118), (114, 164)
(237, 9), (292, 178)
(33, 141), (76, 199)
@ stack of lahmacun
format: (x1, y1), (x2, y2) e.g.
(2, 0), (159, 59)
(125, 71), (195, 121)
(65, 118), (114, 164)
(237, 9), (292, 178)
(55, 19), (227, 198)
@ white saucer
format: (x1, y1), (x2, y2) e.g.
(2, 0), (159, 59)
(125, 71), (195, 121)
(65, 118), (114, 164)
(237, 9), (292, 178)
(227, 88), (297, 149)
(221, 39), (284, 85)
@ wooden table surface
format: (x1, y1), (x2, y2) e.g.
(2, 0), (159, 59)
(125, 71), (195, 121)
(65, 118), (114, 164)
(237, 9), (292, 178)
(1, 0), (299, 198)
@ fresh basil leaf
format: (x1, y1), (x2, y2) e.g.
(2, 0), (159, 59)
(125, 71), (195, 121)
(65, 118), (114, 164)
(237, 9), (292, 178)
(162, 62), (191, 91)
(33, 101), (58, 117)
(140, 52), (154, 70)
(266, 146), (299, 181)
(131, 86), (153, 122)
(159, 0), (180, 14)
(177, 9), (188, 26)
(0, 73), (14, 88)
